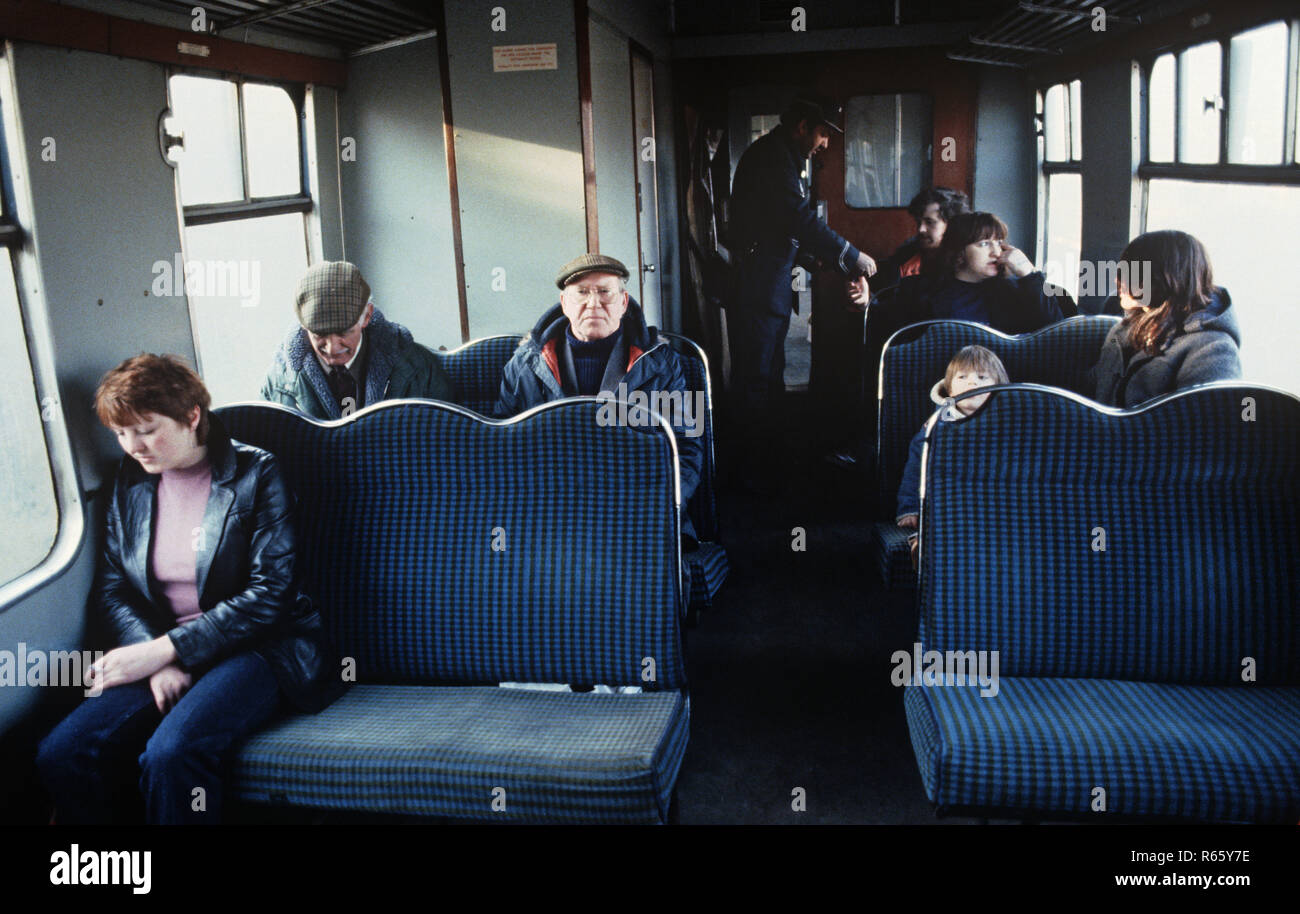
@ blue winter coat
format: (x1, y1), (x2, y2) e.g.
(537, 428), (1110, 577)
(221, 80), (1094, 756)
(730, 127), (866, 318)
(261, 308), (455, 419)
(495, 299), (704, 541)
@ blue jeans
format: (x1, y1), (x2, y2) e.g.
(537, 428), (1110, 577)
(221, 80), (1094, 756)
(35, 651), (282, 824)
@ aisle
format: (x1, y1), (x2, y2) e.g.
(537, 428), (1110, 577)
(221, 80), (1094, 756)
(673, 418), (956, 824)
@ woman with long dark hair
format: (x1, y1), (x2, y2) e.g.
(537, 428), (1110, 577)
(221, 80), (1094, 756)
(36, 354), (343, 824)
(1090, 230), (1241, 406)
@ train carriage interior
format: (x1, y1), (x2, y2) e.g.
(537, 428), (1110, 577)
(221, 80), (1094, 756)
(0, 0), (1297, 843)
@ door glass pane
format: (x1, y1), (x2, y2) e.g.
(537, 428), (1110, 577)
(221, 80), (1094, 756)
(844, 93), (932, 208)
(0, 251), (58, 587)
(1043, 173), (1082, 299)
(1147, 179), (1300, 395)
(183, 212), (309, 407)
(244, 83), (302, 197)
(1069, 79), (1082, 160)
(1149, 54), (1175, 162)
(1043, 83), (1068, 161)
(1178, 41), (1222, 164)
(1228, 21), (1287, 164)
(169, 74), (244, 206)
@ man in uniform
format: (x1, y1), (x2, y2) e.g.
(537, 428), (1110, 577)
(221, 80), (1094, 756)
(727, 95), (876, 485)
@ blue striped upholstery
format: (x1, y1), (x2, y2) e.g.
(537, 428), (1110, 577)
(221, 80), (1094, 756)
(906, 385), (1300, 822)
(869, 523), (913, 592)
(432, 334), (521, 416)
(661, 333), (728, 610)
(218, 400), (686, 688)
(876, 317), (1116, 517)
(234, 686), (689, 823)
(906, 680), (1300, 823)
(214, 400), (689, 822)
(661, 333), (719, 543)
(685, 542), (729, 610)
(436, 332), (728, 610)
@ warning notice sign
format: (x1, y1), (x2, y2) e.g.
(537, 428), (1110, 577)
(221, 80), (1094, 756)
(492, 43), (558, 72)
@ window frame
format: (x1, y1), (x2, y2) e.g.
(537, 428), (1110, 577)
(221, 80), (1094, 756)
(1036, 78), (1083, 289)
(1137, 18), (1300, 190)
(0, 46), (86, 612)
(165, 68), (314, 225)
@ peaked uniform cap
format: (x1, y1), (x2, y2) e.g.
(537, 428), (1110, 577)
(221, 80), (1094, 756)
(556, 253), (630, 289)
(295, 261), (372, 335)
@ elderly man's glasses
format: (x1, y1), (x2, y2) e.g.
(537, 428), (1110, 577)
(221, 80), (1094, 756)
(566, 285), (622, 305)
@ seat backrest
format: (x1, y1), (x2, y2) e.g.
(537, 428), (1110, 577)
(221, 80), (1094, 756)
(917, 384), (1300, 685)
(215, 399), (686, 689)
(661, 331), (719, 541)
(876, 316), (1117, 515)
(432, 335), (521, 415)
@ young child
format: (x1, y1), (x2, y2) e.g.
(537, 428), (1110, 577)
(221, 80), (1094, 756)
(896, 345), (1010, 562)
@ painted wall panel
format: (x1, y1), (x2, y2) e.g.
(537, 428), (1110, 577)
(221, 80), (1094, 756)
(445, 0), (586, 336)
(338, 37), (462, 349)
(588, 17), (639, 297)
(974, 66), (1037, 260)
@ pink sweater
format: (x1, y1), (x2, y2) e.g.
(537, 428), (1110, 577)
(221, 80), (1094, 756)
(151, 456), (212, 625)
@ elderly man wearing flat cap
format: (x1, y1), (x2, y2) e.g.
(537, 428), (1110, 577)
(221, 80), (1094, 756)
(261, 261), (455, 419)
(495, 253), (703, 540)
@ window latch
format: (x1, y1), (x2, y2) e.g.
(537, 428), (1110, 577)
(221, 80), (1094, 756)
(158, 109), (185, 167)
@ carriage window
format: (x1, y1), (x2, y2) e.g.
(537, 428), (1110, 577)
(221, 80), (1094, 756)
(1178, 42), (1222, 165)
(1147, 23), (1295, 167)
(1227, 22), (1288, 164)
(0, 249), (58, 589)
(1038, 80), (1082, 298)
(843, 93), (932, 209)
(1148, 54), (1175, 162)
(169, 76), (244, 206)
(243, 82), (303, 197)
(1147, 180), (1300, 393)
(167, 73), (314, 407)
(1141, 19), (1300, 394)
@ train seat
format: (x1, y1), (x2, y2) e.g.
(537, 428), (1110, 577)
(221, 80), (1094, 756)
(435, 330), (728, 616)
(871, 316), (1118, 591)
(904, 384), (1300, 822)
(215, 399), (689, 824)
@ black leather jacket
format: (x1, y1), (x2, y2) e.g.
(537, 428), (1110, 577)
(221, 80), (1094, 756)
(97, 413), (345, 713)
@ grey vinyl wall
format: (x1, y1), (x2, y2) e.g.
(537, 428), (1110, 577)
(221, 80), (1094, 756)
(444, 0), (587, 337)
(589, 0), (682, 331)
(337, 36), (462, 349)
(588, 16), (640, 293)
(973, 66), (1038, 261)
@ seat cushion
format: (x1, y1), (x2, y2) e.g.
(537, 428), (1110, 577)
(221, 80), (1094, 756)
(905, 678), (1300, 823)
(869, 522), (914, 591)
(685, 541), (728, 609)
(232, 685), (690, 824)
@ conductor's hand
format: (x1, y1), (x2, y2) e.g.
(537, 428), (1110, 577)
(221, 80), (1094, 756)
(999, 244), (1034, 278)
(846, 276), (870, 311)
(856, 251), (877, 278)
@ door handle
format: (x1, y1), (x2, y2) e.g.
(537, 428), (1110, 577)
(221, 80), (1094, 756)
(642, 263), (656, 273)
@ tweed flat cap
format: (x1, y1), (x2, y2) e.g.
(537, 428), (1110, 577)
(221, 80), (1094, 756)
(295, 261), (371, 335)
(556, 253), (630, 289)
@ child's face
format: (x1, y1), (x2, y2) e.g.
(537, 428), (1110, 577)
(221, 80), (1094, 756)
(949, 367), (998, 415)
